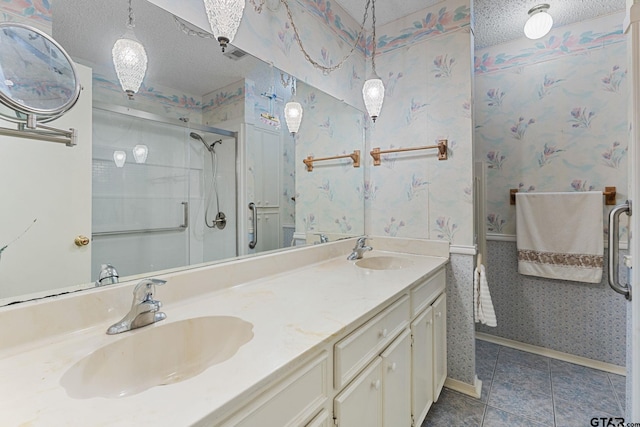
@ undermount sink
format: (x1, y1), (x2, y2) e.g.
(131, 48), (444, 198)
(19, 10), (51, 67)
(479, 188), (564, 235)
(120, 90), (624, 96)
(355, 255), (414, 270)
(61, 316), (254, 399)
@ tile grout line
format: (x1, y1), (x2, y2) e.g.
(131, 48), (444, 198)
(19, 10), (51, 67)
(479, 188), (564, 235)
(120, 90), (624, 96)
(480, 346), (499, 426)
(607, 373), (625, 416)
(548, 358), (557, 427)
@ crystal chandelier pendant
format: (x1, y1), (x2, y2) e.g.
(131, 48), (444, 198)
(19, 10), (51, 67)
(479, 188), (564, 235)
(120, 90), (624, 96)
(112, 28), (148, 99)
(363, 73), (385, 122)
(203, 0), (246, 52)
(132, 144), (148, 163)
(113, 150), (127, 168)
(284, 101), (303, 134)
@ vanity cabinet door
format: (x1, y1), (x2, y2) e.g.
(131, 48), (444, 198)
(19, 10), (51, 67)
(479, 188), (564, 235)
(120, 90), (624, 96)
(411, 305), (434, 426)
(334, 357), (383, 427)
(305, 409), (332, 427)
(381, 329), (411, 427)
(433, 293), (447, 401)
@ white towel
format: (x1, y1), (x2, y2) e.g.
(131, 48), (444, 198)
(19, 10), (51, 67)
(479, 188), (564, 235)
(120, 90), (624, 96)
(516, 191), (603, 283)
(474, 264), (497, 327)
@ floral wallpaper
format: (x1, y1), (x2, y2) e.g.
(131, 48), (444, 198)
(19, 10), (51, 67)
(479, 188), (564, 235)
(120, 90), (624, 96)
(0, 0), (51, 32)
(294, 82), (365, 236)
(150, 0), (367, 110)
(375, 0), (470, 55)
(202, 80), (246, 126)
(475, 13), (624, 76)
(92, 66), (205, 123)
(475, 13), (628, 238)
(368, 22), (474, 247)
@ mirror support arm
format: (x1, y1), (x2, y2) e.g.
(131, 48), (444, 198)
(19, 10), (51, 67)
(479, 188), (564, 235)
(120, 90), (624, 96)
(1, 120), (77, 147)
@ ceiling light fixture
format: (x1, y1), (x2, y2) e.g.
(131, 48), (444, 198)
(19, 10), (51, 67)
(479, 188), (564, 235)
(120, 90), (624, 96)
(284, 77), (303, 135)
(132, 144), (148, 164)
(362, 0), (384, 122)
(113, 150), (127, 168)
(203, 0), (245, 52)
(112, 0), (148, 100)
(524, 4), (553, 40)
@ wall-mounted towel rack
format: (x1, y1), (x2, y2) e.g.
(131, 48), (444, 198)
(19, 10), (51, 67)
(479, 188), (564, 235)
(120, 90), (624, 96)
(303, 150), (360, 172)
(370, 139), (448, 166)
(509, 187), (617, 205)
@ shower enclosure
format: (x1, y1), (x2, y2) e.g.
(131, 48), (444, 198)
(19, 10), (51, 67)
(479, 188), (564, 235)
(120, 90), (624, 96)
(90, 103), (237, 280)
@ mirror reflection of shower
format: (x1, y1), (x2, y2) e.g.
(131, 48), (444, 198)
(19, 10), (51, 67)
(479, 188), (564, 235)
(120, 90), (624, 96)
(190, 132), (226, 230)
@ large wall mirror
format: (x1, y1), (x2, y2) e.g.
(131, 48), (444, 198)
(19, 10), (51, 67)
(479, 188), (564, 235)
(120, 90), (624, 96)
(0, 0), (365, 305)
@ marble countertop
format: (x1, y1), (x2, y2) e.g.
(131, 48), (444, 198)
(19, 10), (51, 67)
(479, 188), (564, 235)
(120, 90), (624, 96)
(0, 237), (448, 426)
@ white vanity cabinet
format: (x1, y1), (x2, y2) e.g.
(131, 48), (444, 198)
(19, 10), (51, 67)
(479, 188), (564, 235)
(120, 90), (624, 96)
(409, 268), (447, 427)
(218, 353), (329, 427)
(219, 267), (447, 427)
(411, 305), (434, 424)
(381, 329), (412, 427)
(432, 293), (447, 401)
(334, 357), (383, 427)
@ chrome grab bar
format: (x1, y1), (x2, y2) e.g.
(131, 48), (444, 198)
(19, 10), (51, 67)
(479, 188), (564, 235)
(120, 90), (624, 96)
(92, 201), (190, 237)
(249, 202), (257, 249)
(181, 201), (189, 228)
(608, 201), (631, 300)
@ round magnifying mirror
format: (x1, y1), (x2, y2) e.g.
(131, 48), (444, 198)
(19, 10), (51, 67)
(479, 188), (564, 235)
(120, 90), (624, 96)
(0, 22), (80, 123)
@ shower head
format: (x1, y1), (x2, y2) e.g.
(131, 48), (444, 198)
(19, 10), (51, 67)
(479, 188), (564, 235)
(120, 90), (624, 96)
(190, 132), (214, 152)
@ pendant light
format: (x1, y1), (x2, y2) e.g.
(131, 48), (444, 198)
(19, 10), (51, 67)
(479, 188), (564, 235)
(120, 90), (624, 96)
(284, 77), (303, 135)
(113, 150), (127, 168)
(524, 4), (553, 40)
(362, 0), (384, 122)
(112, 0), (148, 100)
(132, 144), (148, 163)
(203, 0), (245, 52)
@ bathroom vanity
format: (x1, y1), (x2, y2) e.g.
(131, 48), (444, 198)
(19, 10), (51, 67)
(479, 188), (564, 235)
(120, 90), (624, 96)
(0, 237), (448, 426)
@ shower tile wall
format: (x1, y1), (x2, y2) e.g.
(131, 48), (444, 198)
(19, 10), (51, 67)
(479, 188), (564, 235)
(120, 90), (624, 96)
(474, 13), (628, 366)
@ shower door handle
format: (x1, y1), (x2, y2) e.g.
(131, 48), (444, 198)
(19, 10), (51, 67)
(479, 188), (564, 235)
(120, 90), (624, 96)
(180, 202), (189, 229)
(249, 202), (257, 249)
(607, 201), (631, 300)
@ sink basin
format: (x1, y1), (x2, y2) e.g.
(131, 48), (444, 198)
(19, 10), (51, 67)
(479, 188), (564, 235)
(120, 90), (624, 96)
(61, 316), (253, 399)
(355, 255), (414, 270)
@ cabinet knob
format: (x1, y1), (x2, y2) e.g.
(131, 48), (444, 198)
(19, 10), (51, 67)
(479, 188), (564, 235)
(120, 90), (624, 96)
(379, 328), (388, 338)
(426, 320), (432, 325)
(436, 312), (442, 318)
(371, 379), (381, 390)
(389, 362), (397, 372)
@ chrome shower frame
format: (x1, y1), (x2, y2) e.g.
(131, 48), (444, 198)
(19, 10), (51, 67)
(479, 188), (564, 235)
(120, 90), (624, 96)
(92, 101), (238, 245)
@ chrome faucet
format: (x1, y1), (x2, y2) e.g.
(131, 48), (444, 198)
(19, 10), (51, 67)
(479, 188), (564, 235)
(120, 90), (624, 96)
(347, 236), (372, 260)
(96, 263), (119, 287)
(106, 278), (167, 335)
(314, 233), (329, 244)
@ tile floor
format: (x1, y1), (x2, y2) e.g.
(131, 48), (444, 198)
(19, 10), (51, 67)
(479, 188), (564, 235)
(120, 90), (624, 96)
(423, 339), (626, 426)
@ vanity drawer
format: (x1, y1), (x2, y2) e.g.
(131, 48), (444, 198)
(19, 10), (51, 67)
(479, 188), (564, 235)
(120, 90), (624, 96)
(221, 353), (328, 427)
(411, 268), (445, 317)
(334, 295), (409, 389)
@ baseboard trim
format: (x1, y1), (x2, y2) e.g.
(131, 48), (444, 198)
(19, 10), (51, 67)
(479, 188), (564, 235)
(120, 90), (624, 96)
(475, 332), (626, 376)
(444, 376), (482, 398)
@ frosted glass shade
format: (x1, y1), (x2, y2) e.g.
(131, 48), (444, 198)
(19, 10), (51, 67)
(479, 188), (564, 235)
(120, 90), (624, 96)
(203, 0), (245, 52)
(113, 151), (127, 168)
(284, 101), (303, 134)
(112, 29), (148, 98)
(133, 144), (148, 164)
(363, 76), (385, 122)
(524, 7), (553, 40)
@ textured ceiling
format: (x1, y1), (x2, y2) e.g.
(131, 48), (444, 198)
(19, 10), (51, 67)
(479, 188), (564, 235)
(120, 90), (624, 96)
(52, 0), (628, 98)
(53, 0), (265, 97)
(334, 0), (627, 48)
(473, 0), (626, 48)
